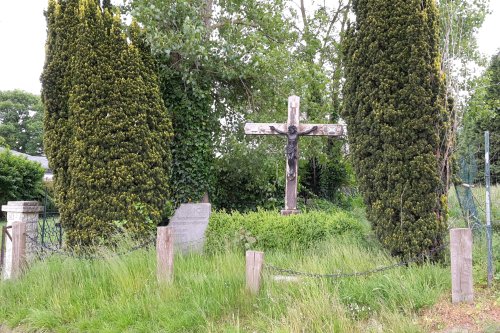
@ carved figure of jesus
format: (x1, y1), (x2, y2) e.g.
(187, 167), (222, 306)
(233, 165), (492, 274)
(270, 125), (318, 179)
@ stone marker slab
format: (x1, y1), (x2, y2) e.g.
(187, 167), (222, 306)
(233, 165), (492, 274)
(169, 203), (211, 253)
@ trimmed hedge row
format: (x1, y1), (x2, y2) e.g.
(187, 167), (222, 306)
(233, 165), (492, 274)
(205, 210), (365, 253)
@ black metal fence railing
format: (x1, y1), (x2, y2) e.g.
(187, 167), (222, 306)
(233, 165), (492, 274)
(39, 211), (63, 250)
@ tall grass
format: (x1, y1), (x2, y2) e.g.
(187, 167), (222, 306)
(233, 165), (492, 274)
(3, 187), (497, 332)
(0, 235), (450, 332)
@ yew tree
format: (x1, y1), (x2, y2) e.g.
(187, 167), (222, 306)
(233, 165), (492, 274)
(343, 0), (449, 259)
(42, 0), (172, 246)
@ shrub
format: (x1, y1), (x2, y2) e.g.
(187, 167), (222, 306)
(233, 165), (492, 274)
(205, 210), (365, 253)
(212, 139), (283, 212)
(0, 149), (44, 207)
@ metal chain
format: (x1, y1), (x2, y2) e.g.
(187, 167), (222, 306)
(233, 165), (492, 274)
(25, 233), (156, 260)
(24, 233), (206, 260)
(264, 242), (449, 279)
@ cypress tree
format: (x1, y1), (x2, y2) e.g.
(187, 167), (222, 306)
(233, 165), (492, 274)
(42, 0), (172, 246)
(41, 0), (80, 218)
(343, 0), (448, 259)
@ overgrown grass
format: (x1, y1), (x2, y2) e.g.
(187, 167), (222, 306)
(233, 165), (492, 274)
(0, 190), (497, 332)
(0, 234), (450, 332)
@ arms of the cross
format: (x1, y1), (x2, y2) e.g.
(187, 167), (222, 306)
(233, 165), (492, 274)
(244, 123), (344, 137)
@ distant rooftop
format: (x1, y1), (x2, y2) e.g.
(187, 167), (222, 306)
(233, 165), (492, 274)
(0, 147), (49, 170)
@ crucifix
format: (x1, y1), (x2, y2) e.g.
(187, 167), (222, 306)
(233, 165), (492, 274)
(244, 95), (344, 215)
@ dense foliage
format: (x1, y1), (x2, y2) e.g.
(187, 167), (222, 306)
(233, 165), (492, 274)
(0, 149), (44, 206)
(460, 51), (500, 182)
(0, 90), (44, 155)
(301, 140), (351, 204)
(41, 0), (172, 246)
(128, 0), (351, 208)
(343, 0), (449, 259)
(205, 209), (365, 253)
(212, 139), (283, 211)
(161, 75), (215, 205)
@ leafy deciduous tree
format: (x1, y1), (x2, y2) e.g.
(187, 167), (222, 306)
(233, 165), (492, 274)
(460, 51), (500, 181)
(0, 90), (44, 155)
(129, 0), (353, 207)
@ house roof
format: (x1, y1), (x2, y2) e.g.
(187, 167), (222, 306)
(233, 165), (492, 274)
(0, 147), (50, 170)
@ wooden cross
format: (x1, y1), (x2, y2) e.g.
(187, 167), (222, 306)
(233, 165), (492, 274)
(244, 96), (344, 215)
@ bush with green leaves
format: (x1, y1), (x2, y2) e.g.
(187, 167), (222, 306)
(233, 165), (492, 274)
(205, 210), (365, 253)
(0, 149), (44, 207)
(212, 139), (283, 212)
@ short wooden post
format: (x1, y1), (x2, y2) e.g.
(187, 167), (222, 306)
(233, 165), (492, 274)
(246, 250), (264, 294)
(450, 228), (473, 303)
(157, 226), (174, 284)
(11, 221), (27, 279)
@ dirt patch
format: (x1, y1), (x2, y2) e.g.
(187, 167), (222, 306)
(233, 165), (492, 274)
(420, 287), (500, 333)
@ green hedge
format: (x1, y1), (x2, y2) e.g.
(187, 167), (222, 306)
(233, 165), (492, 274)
(0, 149), (44, 207)
(205, 210), (365, 253)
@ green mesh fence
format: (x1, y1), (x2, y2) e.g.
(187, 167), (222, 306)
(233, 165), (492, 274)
(454, 132), (499, 233)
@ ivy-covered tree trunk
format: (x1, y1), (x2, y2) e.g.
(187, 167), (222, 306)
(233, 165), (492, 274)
(343, 0), (448, 259)
(42, 0), (172, 247)
(160, 74), (215, 205)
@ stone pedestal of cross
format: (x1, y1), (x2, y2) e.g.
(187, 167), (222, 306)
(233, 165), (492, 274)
(244, 96), (344, 215)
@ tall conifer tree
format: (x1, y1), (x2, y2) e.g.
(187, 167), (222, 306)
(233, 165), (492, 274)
(42, 0), (80, 218)
(343, 0), (449, 258)
(42, 0), (172, 246)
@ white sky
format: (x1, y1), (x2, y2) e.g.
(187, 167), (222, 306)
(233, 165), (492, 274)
(0, 0), (499, 95)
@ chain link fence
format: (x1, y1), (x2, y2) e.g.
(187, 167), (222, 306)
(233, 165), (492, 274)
(453, 131), (498, 285)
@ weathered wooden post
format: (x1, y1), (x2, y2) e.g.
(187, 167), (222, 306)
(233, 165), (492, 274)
(11, 221), (27, 279)
(450, 228), (473, 303)
(157, 226), (174, 283)
(1, 201), (43, 279)
(246, 250), (264, 294)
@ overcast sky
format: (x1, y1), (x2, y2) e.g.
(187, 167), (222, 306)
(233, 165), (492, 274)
(0, 1), (499, 95)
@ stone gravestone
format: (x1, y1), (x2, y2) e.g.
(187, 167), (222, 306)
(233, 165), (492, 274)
(169, 203), (211, 253)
